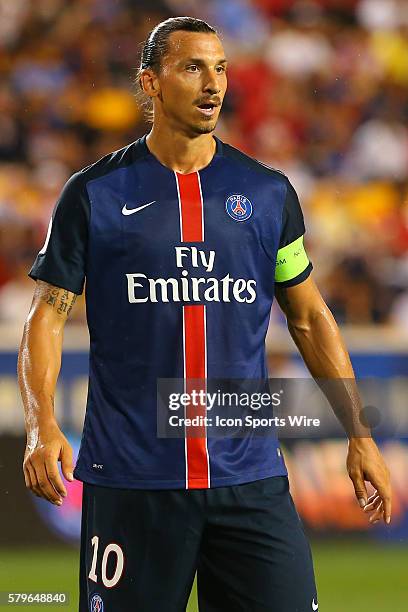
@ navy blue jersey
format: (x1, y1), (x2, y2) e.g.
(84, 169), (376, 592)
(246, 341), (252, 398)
(29, 135), (312, 489)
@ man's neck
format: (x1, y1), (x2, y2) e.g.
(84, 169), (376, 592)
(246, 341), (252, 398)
(145, 124), (216, 174)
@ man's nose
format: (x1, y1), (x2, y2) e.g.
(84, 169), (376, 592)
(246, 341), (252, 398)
(203, 71), (221, 94)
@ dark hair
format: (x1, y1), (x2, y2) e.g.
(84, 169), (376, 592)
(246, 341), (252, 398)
(135, 16), (218, 123)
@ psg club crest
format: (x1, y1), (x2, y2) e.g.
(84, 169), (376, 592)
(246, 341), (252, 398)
(90, 594), (104, 612)
(225, 194), (253, 222)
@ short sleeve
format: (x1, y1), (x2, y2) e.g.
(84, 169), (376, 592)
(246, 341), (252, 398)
(274, 179), (313, 287)
(29, 172), (90, 295)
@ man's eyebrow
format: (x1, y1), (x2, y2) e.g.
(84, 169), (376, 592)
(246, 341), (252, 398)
(183, 58), (228, 64)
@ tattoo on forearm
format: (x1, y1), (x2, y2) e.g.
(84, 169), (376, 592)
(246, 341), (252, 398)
(41, 284), (77, 317)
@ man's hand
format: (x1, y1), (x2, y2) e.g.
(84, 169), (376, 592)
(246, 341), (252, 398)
(23, 421), (74, 506)
(347, 437), (391, 525)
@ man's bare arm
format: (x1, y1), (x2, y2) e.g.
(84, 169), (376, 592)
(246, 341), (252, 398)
(275, 275), (391, 525)
(18, 281), (78, 505)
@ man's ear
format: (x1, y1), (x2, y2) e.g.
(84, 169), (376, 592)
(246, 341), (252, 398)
(140, 70), (160, 99)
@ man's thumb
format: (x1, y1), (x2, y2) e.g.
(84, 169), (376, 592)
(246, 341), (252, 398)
(61, 444), (74, 482)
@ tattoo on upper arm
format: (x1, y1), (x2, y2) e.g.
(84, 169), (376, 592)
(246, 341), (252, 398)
(39, 282), (77, 317)
(57, 289), (69, 315)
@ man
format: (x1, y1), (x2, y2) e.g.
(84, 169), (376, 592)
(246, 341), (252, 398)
(19, 16), (391, 612)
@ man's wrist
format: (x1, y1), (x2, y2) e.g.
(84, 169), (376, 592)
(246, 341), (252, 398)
(25, 415), (60, 442)
(348, 436), (374, 447)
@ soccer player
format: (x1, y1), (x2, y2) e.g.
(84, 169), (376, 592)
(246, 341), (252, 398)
(18, 16), (391, 612)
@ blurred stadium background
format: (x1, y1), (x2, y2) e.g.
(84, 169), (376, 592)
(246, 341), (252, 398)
(0, 0), (408, 610)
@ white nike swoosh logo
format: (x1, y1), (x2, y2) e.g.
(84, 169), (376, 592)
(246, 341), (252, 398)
(312, 599), (318, 611)
(122, 201), (156, 215)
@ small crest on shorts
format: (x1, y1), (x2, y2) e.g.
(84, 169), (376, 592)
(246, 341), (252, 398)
(225, 194), (253, 222)
(90, 593), (104, 612)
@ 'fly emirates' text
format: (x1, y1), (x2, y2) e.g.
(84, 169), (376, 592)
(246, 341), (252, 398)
(126, 247), (257, 304)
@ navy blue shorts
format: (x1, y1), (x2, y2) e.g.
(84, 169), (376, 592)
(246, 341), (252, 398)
(80, 476), (318, 611)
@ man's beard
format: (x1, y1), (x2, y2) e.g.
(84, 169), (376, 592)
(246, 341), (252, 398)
(194, 124), (215, 134)
(191, 120), (217, 135)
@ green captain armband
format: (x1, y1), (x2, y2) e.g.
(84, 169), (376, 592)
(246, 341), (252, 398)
(275, 235), (310, 283)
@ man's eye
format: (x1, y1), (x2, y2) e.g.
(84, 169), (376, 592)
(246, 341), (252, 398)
(216, 66), (226, 73)
(186, 65), (199, 72)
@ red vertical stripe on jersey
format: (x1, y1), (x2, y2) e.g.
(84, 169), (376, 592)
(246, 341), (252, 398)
(177, 172), (203, 242)
(184, 304), (208, 488)
(176, 171), (209, 489)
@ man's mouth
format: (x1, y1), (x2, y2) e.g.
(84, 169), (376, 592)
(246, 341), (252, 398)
(196, 102), (218, 116)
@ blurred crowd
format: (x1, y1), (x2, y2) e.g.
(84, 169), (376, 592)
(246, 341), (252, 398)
(0, 0), (408, 328)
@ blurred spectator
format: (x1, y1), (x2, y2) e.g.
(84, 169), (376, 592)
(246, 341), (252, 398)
(322, 256), (394, 325)
(0, 253), (35, 323)
(345, 118), (408, 181)
(356, 0), (408, 31)
(265, 23), (333, 78)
